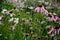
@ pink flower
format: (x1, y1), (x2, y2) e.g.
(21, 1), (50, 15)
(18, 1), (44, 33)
(54, 16), (58, 21)
(40, 6), (45, 11)
(48, 14), (59, 22)
(34, 6), (48, 15)
(34, 6), (45, 12)
(34, 7), (40, 12)
(42, 9), (48, 15)
(40, 6), (48, 14)
(51, 16), (58, 22)
(48, 28), (55, 34)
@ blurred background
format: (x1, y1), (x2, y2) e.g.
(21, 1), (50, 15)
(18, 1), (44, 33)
(0, 0), (60, 40)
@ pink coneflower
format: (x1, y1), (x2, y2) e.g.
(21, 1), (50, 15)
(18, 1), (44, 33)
(34, 4), (44, 12)
(48, 13), (59, 22)
(40, 6), (45, 11)
(42, 9), (48, 15)
(34, 5), (48, 15)
(48, 28), (55, 34)
(51, 15), (59, 22)
(34, 7), (41, 12)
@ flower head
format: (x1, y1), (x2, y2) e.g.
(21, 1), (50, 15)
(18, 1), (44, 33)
(2, 9), (7, 14)
(48, 28), (55, 34)
(34, 7), (41, 12)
